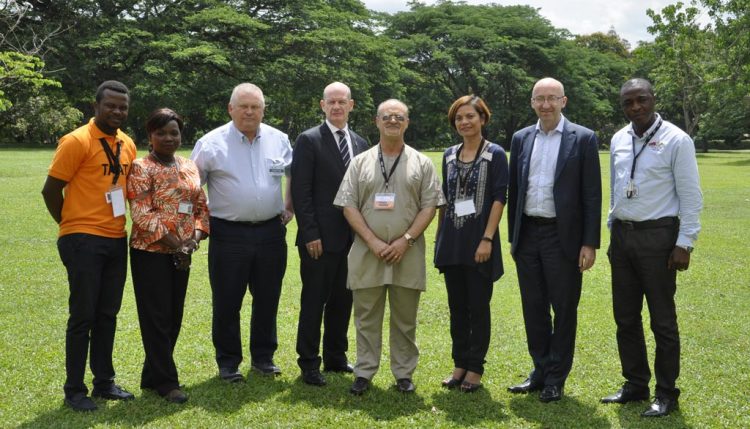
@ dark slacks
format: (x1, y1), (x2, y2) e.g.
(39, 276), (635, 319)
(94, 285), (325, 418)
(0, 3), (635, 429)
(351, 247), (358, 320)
(514, 221), (582, 388)
(609, 219), (680, 400)
(208, 216), (287, 369)
(444, 265), (494, 375)
(296, 246), (352, 371)
(57, 233), (127, 398)
(130, 248), (188, 396)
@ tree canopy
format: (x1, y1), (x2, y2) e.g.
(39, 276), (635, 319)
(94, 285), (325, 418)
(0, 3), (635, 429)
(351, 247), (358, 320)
(1, 0), (748, 150)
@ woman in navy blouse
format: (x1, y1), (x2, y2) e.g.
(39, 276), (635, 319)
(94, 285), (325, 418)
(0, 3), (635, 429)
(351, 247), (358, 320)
(435, 96), (508, 392)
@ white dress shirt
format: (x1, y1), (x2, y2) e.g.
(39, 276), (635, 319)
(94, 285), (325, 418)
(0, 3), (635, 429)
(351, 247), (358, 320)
(608, 113), (703, 247)
(191, 121), (292, 222)
(524, 115), (565, 218)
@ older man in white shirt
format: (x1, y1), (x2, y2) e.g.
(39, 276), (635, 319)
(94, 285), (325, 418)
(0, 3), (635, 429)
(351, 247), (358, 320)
(192, 83), (293, 382)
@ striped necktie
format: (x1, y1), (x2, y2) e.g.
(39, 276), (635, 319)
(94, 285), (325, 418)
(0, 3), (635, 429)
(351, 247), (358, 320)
(336, 129), (350, 167)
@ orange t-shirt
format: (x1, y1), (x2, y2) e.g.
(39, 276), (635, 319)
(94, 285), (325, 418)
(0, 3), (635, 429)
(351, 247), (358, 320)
(48, 118), (137, 238)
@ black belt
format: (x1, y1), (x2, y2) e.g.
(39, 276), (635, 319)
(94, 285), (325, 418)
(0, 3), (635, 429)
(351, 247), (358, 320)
(614, 216), (678, 230)
(524, 215), (557, 225)
(213, 215), (281, 227)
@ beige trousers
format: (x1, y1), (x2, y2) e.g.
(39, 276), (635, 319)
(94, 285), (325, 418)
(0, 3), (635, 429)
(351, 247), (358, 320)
(352, 285), (421, 381)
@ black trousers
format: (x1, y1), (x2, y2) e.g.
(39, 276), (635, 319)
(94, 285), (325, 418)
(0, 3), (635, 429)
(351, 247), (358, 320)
(444, 265), (494, 375)
(57, 233), (127, 398)
(208, 216), (287, 369)
(514, 221), (582, 388)
(130, 248), (188, 396)
(609, 219), (680, 400)
(296, 246), (352, 371)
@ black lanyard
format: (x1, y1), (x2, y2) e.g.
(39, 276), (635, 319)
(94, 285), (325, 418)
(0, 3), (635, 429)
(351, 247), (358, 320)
(629, 118), (663, 182)
(454, 139), (487, 196)
(378, 144), (404, 191)
(99, 138), (122, 185)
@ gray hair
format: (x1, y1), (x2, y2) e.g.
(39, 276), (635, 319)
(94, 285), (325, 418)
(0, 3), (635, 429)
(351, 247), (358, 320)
(230, 83), (265, 107)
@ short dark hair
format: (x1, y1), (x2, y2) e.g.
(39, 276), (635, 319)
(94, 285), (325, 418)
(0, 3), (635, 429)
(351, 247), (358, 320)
(145, 108), (184, 135)
(620, 78), (654, 96)
(447, 95), (492, 131)
(95, 80), (129, 103)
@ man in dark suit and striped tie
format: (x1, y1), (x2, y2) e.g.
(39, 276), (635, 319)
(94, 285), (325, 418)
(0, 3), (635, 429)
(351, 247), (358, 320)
(291, 82), (369, 386)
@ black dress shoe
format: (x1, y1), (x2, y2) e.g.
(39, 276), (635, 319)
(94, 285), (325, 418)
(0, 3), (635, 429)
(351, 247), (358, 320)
(642, 397), (678, 417)
(163, 388), (188, 404)
(539, 385), (563, 402)
(252, 361), (282, 376)
(508, 377), (543, 394)
(64, 393), (97, 411)
(302, 369), (327, 386)
(395, 378), (416, 393)
(324, 363), (355, 373)
(91, 384), (134, 401)
(350, 377), (370, 395)
(601, 386), (650, 404)
(219, 367), (245, 383)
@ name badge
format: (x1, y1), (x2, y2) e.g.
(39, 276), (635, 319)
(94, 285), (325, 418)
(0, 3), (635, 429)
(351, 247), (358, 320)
(267, 158), (286, 177)
(374, 193), (396, 210)
(106, 185), (126, 217)
(454, 198), (476, 217)
(178, 201), (194, 214)
(625, 180), (639, 199)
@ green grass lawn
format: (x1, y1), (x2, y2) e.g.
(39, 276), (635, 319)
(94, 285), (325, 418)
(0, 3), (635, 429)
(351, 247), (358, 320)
(0, 148), (748, 428)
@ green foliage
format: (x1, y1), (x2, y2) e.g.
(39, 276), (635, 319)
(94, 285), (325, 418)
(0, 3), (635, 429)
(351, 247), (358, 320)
(0, 51), (59, 111)
(0, 0), (747, 150)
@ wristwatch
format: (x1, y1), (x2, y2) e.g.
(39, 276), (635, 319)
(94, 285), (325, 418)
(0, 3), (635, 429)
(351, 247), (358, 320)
(404, 232), (416, 247)
(676, 245), (693, 253)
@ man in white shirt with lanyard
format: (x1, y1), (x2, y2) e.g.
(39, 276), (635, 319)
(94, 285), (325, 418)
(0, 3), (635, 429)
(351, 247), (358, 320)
(602, 78), (702, 417)
(191, 83), (294, 382)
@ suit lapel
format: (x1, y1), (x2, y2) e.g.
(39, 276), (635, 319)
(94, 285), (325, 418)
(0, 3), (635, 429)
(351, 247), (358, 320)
(520, 128), (536, 189)
(555, 121), (576, 181)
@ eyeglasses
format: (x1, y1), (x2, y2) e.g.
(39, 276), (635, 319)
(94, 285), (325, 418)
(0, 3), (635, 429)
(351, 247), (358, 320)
(380, 114), (407, 122)
(531, 95), (564, 105)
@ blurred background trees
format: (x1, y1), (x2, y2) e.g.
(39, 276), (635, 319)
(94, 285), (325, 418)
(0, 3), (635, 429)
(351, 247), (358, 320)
(1, 0), (747, 150)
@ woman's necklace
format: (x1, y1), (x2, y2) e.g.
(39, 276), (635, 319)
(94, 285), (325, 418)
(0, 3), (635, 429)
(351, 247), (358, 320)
(150, 151), (177, 167)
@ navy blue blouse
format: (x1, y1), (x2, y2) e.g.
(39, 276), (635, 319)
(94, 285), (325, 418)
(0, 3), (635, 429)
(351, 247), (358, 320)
(434, 141), (509, 281)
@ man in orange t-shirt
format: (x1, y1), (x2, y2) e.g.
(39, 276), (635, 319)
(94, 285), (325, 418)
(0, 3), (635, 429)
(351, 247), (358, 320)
(42, 80), (137, 412)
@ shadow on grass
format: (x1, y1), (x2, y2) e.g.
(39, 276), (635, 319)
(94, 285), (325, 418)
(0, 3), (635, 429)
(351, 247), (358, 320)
(616, 400), (690, 428)
(431, 388), (508, 425)
(509, 393), (610, 428)
(16, 374), (293, 428)
(719, 158), (750, 166)
(277, 373), (428, 421)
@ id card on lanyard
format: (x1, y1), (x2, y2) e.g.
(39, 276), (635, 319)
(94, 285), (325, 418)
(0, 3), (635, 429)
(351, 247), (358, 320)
(100, 138), (126, 217)
(374, 144), (403, 210)
(453, 140), (486, 217)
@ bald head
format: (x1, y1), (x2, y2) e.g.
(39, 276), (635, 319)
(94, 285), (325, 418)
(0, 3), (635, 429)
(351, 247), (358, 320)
(531, 77), (567, 132)
(323, 82), (352, 100)
(377, 99), (409, 117)
(533, 77), (565, 96)
(321, 81), (354, 128)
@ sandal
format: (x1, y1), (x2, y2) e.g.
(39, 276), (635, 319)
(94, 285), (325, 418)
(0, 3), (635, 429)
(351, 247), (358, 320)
(442, 376), (463, 389)
(459, 380), (482, 393)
